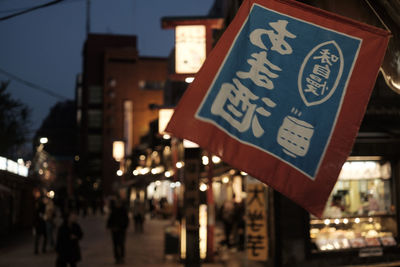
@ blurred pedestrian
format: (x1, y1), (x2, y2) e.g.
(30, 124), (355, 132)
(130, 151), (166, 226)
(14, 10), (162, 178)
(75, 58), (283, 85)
(367, 193), (380, 213)
(80, 197), (88, 217)
(91, 198), (98, 215)
(107, 197), (129, 264)
(324, 195), (343, 218)
(55, 212), (83, 267)
(148, 198), (156, 218)
(44, 197), (56, 249)
(233, 199), (245, 250)
(132, 196), (145, 233)
(33, 197), (47, 254)
(99, 197), (105, 215)
(221, 197), (235, 248)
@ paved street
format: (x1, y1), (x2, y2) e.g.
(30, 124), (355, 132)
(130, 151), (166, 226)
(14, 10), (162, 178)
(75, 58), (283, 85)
(0, 214), (243, 267)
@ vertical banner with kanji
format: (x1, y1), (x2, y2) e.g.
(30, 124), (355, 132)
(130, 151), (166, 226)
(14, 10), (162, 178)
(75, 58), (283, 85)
(183, 148), (200, 265)
(246, 181), (268, 261)
(166, 0), (390, 217)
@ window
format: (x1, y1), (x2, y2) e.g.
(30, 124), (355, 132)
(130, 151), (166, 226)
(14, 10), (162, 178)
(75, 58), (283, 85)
(77, 109), (82, 125)
(88, 158), (102, 172)
(88, 135), (102, 153)
(76, 86), (82, 107)
(88, 85), (103, 104)
(138, 80), (165, 90)
(88, 110), (102, 128)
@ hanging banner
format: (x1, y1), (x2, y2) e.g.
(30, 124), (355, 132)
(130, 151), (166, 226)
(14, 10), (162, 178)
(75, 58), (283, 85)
(246, 182), (268, 261)
(166, 0), (390, 217)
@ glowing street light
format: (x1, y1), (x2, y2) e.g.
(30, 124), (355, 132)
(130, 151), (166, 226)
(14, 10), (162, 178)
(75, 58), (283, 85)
(159, 109), (174, 135)
(185, 77), (195, 83)
(199, 183), (208, 192)
(202, 156), (209, 166)
(211, 155), (221, 164)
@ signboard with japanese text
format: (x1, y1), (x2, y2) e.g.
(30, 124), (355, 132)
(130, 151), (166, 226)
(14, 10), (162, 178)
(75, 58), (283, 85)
(246, 182), (268, 261)
(166, 0), (390, 216)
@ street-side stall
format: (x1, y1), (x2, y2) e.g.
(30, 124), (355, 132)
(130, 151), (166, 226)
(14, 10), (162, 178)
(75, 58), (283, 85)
(310, 160), (397, 254)
(271, 158), (400, 267)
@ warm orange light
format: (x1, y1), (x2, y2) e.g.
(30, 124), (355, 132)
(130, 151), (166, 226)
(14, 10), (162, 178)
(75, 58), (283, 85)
(175, 25), (206, 74)
(112, 141), (125, 162)
(158, 109), (174, 135)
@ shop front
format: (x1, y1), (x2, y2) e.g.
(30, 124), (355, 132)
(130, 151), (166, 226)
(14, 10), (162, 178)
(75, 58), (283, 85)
(273, 158), (400, 267)
(310, 159), (398, 256)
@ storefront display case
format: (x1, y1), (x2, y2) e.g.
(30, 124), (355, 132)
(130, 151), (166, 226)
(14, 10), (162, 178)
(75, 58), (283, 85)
(309, 160), (398, 253)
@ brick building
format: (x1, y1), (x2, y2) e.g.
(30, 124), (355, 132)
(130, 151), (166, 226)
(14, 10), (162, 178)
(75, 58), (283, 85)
(77, 34), (167, 197)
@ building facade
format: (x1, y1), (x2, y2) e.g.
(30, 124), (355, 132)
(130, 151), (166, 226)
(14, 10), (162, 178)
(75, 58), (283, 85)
(77, 34), (167, 197)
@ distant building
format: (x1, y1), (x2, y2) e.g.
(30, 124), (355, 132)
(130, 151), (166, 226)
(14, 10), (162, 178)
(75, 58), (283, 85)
(77, 34), (167, 197)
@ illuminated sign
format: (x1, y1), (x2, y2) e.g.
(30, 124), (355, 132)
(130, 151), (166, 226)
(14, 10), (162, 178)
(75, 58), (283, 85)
(0, 156), (28, 177)
(7, 159), (18, 174)
(339, 161), (391, 180)
(158, 109), (174, 135)
(175, 25), (206, 74)
(199, 204), (207, 259)
(112, 141), (125, 162)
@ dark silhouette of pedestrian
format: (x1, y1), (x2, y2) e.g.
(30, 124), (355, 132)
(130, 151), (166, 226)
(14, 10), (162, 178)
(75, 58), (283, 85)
(99, 197), (105, 215)
(221, 198), (235, 248)
(107, 197), (129, 264)
(44, 197), (56, 250)
(55, 212), (83, 267)
(91, 198), (98, 215)
(80, 197), (88, 217)
(33, 197), (47, 254)
(132, 196), (145, 233)
(233, 199), (245, 250)
(148, 198), (155, 218)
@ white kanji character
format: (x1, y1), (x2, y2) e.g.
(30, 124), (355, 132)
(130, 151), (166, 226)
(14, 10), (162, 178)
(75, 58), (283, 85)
(236, 51), (282, 90)
(210, 78), (276, 137)
(313, 64), (330, 79)
(305, 76), (328, 96)
(250, 20), (296, 55)
(309, 74), (322, 83)
(252, 97), (276, 137)
(313, 49), (338, 66)
(304, 82), (318, 96)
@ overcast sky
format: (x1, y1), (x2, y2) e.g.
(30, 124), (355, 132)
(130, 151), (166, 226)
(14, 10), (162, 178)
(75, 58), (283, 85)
(0, 0), (214, 136)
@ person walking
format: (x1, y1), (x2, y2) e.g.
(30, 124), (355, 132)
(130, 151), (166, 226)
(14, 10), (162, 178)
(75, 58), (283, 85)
(55, 212), (83, 267)
(44, 197), (56, 249)
(221, 198), (235, 248)
(33, 197), (47, 254)
(107, 197), (129, 264)
(132, 196), (145, 233)
(233, 199), (245, 250)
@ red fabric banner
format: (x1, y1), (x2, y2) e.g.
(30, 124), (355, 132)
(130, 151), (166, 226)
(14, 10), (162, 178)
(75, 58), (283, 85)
(166, 0), (390, 217)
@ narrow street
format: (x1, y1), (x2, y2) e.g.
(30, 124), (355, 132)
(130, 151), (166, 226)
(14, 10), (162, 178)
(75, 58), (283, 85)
(0, 214), (243, 267)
